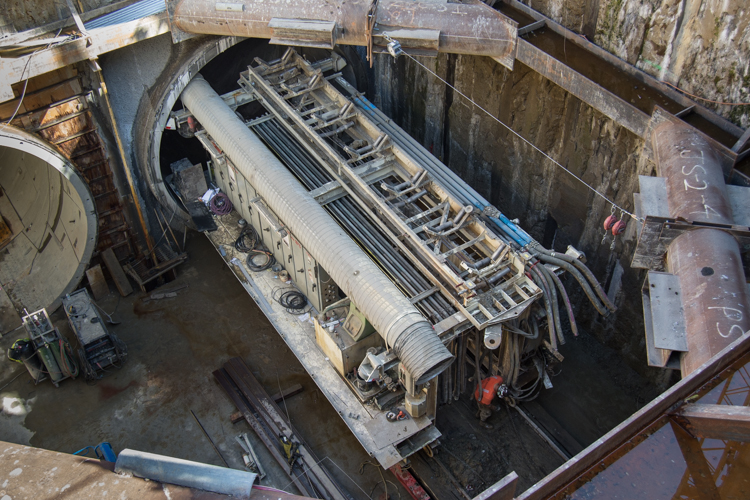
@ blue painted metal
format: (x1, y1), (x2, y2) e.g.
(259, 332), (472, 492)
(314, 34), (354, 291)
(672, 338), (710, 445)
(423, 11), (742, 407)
(73, 442), (117, 462)
(115, 448), (257, 497)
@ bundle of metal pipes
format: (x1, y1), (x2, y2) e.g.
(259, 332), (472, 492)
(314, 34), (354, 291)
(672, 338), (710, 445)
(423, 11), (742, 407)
(251, 117), (458, 323)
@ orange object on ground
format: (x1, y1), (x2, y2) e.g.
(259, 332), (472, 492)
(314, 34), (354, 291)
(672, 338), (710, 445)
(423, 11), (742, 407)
(474, 375), (504, 405)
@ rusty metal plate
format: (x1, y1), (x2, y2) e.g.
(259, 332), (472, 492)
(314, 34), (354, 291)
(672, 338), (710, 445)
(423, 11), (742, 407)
(646, 271), (687, 352)
(637, 176), (670, 219)
(726, 185), (750, 227)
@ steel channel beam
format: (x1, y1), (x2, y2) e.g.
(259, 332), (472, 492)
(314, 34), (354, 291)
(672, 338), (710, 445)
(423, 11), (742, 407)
(653, 121), (750, 375)
(674, 403), (750, 442)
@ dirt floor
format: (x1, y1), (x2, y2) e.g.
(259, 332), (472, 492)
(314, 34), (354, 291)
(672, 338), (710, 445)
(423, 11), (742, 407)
(0, 232), (657, 499)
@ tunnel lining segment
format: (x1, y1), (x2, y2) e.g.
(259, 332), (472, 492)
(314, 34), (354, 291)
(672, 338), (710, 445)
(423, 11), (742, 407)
(0, 127), (97, 313)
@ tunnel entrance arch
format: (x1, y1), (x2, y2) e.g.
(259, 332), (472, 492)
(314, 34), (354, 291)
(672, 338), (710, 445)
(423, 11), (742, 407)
(132, 37), (368, 226)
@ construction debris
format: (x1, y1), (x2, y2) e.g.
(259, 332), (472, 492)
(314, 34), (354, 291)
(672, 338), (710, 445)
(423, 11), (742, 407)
(214, 357), (351, 500)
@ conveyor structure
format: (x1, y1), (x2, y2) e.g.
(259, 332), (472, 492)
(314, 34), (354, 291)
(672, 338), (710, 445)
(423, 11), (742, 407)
(173, 49), (614, 467)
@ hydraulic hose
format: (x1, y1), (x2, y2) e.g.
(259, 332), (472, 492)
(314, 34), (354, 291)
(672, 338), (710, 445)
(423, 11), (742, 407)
(533, 245), (616, 313)
(536, 264), (565, 346)
(528, 266), (557, 351)
(543, 265), (578, 337)
(534, 252), (609, 317)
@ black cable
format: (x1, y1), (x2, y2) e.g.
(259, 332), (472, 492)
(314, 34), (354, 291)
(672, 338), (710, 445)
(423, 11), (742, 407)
(277, 290), (308, 313)
(234, 225), (258, 253)
(272, 287), (309, 315)
(234, 225), (276, 271)
(246, 249), (275, 272)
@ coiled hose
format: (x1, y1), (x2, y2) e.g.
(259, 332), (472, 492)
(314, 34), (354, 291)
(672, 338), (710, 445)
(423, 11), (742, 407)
(209, 192), (233, 215)
(233, 225), (276, 272)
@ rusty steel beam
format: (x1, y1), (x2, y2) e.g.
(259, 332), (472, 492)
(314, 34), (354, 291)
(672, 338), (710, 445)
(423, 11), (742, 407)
(669, 420), (722, 500)
(652, 121), (750, 375)
(472, 472), (518, 500)
(170, 0), (517, 68)
(513, 40), (650, 138)
(390, 463), (431, 500)
(674, 403), (750, 442)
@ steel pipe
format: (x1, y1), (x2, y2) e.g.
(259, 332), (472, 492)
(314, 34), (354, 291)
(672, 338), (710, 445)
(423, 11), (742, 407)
(182, 75), (453, 384)
(115, 449), (257, 496)
(172, 0), (517, 63)
(653, 121), (750, 375)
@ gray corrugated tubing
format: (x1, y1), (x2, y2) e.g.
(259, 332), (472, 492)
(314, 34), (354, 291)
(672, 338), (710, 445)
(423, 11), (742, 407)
(181, 75), (453, 384)
(115, 448), (257, 496)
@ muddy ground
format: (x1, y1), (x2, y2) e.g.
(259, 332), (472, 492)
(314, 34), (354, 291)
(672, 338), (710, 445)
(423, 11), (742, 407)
(0, 232), (658, 498)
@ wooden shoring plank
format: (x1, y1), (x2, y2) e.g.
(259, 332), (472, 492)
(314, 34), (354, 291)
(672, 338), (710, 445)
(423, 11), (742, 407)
(102, 247), (133, 297)
(85, 264), (109, 300)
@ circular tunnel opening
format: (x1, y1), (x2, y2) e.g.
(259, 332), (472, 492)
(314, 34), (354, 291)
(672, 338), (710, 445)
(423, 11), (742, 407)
(154, 38), (367, 215)
(0, 127), (97, 327)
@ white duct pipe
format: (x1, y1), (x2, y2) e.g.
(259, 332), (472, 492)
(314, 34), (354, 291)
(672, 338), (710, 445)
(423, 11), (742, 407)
(181, 75), (453, 385)
(115, 449), (257, 496)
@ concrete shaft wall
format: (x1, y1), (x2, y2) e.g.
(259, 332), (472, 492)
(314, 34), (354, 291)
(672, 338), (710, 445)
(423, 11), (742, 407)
(371, 51), (660, 382)
(528, 0), (750, 128)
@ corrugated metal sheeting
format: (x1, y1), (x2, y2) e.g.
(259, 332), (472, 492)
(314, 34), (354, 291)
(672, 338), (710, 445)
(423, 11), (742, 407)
(84, 0), (165, 30)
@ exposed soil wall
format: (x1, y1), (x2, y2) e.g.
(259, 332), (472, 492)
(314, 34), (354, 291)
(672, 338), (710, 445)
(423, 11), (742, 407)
(521, 0), (750, 127)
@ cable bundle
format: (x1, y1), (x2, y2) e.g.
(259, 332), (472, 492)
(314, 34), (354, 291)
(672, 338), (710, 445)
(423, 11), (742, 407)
(273, 289), (309, 315)
(233, 225), (276, 272)
(209, 192), (233, 215)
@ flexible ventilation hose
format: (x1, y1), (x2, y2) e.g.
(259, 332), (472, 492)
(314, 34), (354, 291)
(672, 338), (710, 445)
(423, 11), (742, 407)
(181, 75), (453, 384)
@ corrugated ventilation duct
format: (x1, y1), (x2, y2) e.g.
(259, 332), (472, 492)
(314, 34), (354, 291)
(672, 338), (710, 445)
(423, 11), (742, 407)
(180, 75), (453, 384)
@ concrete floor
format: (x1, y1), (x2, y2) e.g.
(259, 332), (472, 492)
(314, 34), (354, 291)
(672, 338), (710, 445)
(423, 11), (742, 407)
(0, 233), (388, 498)
(0, 230), (655, 499)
